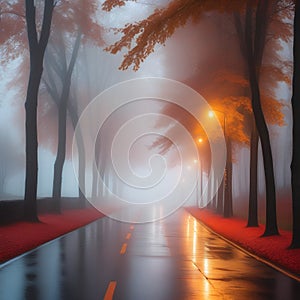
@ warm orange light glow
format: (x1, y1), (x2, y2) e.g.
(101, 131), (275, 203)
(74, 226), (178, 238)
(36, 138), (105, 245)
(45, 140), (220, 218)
(208, 110), (214, 118)
(198, 137), (203, 143)
(193, 159), (198, 164)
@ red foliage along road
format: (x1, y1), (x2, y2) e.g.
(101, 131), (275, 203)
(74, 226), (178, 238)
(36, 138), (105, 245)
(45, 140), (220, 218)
(1, 206), (299, 280)
(0, 208), (104, 264)
(187, 207), (300, 279)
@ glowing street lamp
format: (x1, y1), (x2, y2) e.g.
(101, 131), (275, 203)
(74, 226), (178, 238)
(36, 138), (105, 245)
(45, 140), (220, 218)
(208, 109), (226, 136)
(208, 110), (214, 118)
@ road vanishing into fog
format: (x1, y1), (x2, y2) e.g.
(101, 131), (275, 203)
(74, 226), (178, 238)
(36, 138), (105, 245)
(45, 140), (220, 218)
(0, 209), (300, 300)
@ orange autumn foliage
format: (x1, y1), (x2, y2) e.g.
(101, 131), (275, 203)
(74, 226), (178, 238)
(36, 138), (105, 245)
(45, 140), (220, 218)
(1, 0), (103, 156)
(102, 0), (255, 71)
(0, 1), (26, 62)
(0, 0), (103, 64)
(103, 0), (294, 157)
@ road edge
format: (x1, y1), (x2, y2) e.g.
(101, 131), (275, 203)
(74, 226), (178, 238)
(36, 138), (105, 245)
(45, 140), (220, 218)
(187, 209), (300, 283)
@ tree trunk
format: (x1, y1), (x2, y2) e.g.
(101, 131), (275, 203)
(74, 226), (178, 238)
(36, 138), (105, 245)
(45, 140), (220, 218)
(103, 167), (109, 198)
(290, 0), (300, 248)
(245, 1), (279, 236)
(52, 102), (67, 211)
(247, 115), (259, 227)
(216, 178), (224, 214)
(68, 101), (86, 202)
(234, 7), (260, 228)
(206, 170), (213, 209)
(224, 138), (233, 218)
(24, 0), (54, 222)
(52, 32), (82, 212)
(248, 66), (278, 236)
(199, 163), (203, 207)
(91, 165), (98, 198)
(210, 169), (216, 209)
(92, 138), (101, 198)
(24, 59), (42, 222)
(97, 152), (104, 198)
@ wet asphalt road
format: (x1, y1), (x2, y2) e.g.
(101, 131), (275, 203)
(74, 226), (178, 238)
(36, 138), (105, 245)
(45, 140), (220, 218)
(0, 209), (300, 300)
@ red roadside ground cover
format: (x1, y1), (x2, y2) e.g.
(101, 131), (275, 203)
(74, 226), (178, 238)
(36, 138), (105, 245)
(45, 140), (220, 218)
(187, 207), (300, 279)
(0, 208), (104, 264)
(1, 206), (299, 280)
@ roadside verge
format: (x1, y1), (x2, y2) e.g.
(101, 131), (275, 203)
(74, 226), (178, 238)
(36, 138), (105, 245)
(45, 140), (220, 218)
(186, 207), (300, 282)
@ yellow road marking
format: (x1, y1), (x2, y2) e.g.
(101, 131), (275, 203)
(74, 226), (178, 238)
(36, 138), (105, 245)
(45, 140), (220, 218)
(120, 243), (127, 254)
(104, 281), (117, 300)
(126, 233), (131, 240)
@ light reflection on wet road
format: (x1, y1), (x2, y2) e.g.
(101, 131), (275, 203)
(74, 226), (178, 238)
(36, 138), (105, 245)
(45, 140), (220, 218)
(0, 209), (300, 300)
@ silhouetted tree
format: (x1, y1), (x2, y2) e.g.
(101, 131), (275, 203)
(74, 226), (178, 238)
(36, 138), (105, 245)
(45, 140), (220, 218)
(233, 1), (291, 231)
(46, 30), (82, 212)
(243, 0), (280, 235)
(41, 1), (102, 211)
(247, 115), (259, 226)
(0, 1), (54, 220)
(290, 0), (300, 248)
(24, 0), (54, 221)
(103, 0), (291, 235)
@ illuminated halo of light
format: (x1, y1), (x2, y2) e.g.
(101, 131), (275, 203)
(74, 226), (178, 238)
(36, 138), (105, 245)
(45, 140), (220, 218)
(72, 77), (226, 223)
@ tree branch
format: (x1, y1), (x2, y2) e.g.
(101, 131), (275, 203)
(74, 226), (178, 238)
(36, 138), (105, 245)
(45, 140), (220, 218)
(38, 0), (55, 52)
(25, 0), (38, 52)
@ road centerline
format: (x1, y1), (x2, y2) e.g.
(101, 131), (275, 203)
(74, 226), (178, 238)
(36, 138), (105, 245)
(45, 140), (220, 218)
(104, 281), (117, 300)
(120, 243), (127, 255)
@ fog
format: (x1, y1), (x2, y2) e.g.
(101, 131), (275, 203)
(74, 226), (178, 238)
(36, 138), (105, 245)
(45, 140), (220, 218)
(0, 1), (293, 225)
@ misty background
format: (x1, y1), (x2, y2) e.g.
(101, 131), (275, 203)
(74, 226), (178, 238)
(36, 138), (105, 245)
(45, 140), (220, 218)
(0, 1), (293, 226)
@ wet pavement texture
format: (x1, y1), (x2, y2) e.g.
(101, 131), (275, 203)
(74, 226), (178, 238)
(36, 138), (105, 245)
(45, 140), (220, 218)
(0, 209), (300, 300)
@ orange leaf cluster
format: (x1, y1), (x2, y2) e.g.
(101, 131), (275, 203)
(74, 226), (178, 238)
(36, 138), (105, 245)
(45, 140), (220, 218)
(102, 0), (128, 12)
(0, 0), (103, 65)
(102, 0), (262, 70)
(0, 1), (26, 63)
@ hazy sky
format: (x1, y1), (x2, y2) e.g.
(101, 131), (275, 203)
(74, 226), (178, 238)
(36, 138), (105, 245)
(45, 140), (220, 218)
(0, 0), (293, 206)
